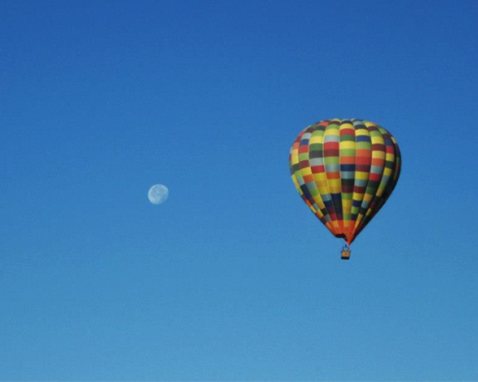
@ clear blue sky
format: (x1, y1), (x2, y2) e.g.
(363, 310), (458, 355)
(1, 0), (477, 380)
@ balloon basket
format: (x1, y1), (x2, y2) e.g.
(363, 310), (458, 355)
(341, 245), (351, 260)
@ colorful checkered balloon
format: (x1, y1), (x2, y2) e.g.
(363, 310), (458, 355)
(289, 119), (401, 258)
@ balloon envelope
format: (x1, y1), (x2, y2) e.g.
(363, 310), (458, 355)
(289, 119), (401, 245)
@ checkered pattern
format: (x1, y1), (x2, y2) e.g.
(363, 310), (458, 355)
(289, 119), (401, 244)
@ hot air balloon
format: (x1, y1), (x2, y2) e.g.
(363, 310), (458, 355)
(289, 119), (401, 260)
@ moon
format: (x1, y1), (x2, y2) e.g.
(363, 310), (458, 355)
(148, 184), (169, 205)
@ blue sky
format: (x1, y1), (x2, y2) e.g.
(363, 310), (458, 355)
(1, 0), (477, 380)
